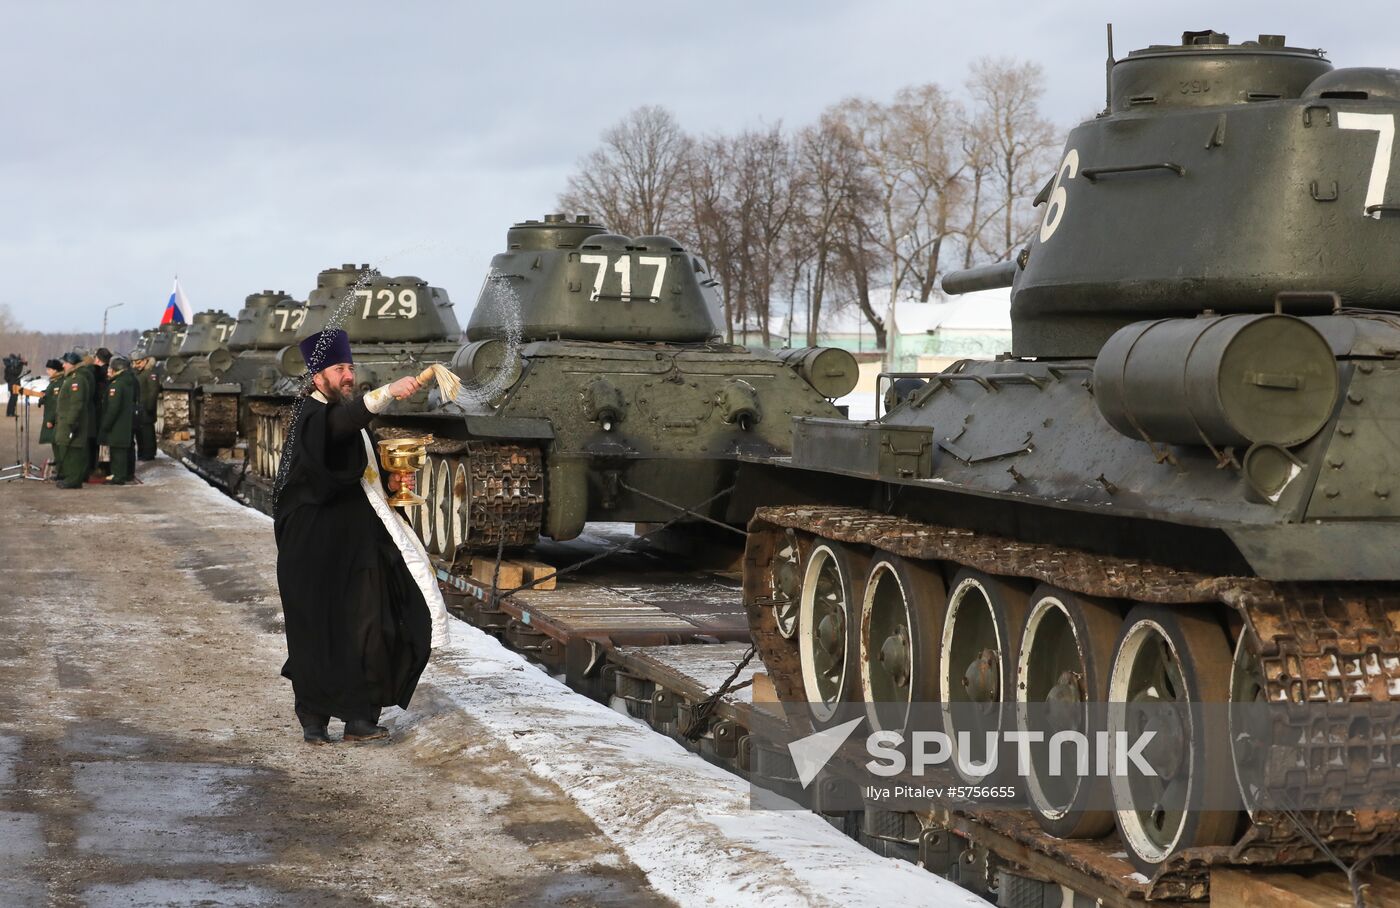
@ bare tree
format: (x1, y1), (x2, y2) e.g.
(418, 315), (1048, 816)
(966, 58), (1059, 259)
(836, 83), (971, 337)
(678, 134), (740, 339)
(728, 126), (799, 346)
(956, 117), (997, 268)
(559, 106), (692, 237)
(791, 113), (876, 347)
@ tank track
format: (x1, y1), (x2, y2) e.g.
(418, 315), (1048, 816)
(742, 504), (1400, 891)
(455, 442), (543, 551)
(160, 389), (191, 437)
(247, 401), (292, 480)
(194, 393), (239, 454)
(374, 427), (544, 552)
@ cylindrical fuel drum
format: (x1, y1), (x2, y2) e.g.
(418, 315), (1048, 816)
(1093, 314), (1338, 447)
(777, 346), (859, 399)
(451, 338), (522, 388)
(276, 344), (306, 378)
(205, 348), (233, 375)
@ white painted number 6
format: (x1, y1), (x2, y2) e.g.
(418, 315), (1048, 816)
(1039, 148), (1079, 244)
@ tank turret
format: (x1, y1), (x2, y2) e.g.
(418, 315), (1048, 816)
(298, 264), (460, 347)
(143, 322), (186, 361)
(226, 290), (303, 352)
(130, 328), (156, 360)
(945, 31), (1400, 357)
(163, 310), (236, 387)
(466, 213), (723, 343)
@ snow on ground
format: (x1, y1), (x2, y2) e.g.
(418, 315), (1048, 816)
(424, 625), (986, 907)
(171, 461), (987, 906)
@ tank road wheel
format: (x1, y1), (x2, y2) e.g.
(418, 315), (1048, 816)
(450, 458), (470, 551)
(1229, 630), (1270, 818)
(859, 554), (946, 733)
(270, 416), (286, 477)
(432, 455), (457, 556)
(939, 569), (1030, 782)
(263, 414), (276, 477)
(408, 458), (430, 542)
(1016, 586), (1120, 838)
(250, 417), (263, 476)
(264, 416), (274, 477)
(798, 541), (867, 725)
(771, 530), (804, 638)
(1108, 605), (1239, 875)
(257, 417), (270, 477)
(421, 455), (441, 554)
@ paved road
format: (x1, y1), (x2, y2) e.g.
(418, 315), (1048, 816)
(0, 430), (666, 907)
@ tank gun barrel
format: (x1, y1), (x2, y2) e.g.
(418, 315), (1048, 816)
(941, 260), (1018, 295)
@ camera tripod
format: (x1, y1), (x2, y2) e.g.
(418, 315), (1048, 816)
(1, 378), (47, 483)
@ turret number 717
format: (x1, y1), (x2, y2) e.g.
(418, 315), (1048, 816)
(579, 254), (668, 302)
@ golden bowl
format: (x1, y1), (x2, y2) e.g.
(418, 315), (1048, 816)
(376, 434), (433, 508)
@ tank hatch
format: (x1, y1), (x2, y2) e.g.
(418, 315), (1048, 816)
(1112, 31), (1331, 112)
(506, 213), (608, 251)
(467, 216), (722, 343)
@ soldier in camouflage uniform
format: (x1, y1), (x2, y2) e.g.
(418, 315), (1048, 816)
(99, 356), (138, 484)
(53, 351), (95, 489)
(133, 354), (160, 460)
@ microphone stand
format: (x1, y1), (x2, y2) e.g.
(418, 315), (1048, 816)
(1, 374), (47, 482)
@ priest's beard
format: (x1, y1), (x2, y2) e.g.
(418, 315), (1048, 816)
(315, 374), (358, 405)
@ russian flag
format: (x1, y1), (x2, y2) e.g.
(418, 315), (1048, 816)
(161, 277), (194, 325)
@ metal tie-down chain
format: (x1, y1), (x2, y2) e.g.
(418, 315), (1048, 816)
(473, 482), (754, 741)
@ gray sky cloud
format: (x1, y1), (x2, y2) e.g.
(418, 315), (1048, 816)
(2, 0), (1394, 332)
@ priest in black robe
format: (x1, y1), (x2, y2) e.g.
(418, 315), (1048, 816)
(274, 328), (448, 744)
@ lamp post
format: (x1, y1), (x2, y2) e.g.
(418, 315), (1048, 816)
(101, 302), (125, 350)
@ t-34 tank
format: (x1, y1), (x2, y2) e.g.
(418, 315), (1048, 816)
(130, 329), (157, 361)
(173, 290), (306, 457)
(140, 321), (187, 367)
(374, 213), (857, 557)
(737, 30), (1400, 894)
(159, 309), (236, 440)
(248, 263), (462, 479)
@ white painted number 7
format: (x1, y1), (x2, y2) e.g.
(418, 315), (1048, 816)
(580, 254), (669, 302)
(1338, 112), (1396, 219)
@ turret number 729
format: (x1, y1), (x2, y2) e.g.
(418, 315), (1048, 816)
(354, 288), (420, 319)
(579, 254), (668, 302)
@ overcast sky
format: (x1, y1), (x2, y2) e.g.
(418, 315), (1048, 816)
(3, 1), (1395, 333)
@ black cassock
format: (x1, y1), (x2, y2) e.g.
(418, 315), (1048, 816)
(273, 394), (432, 721)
